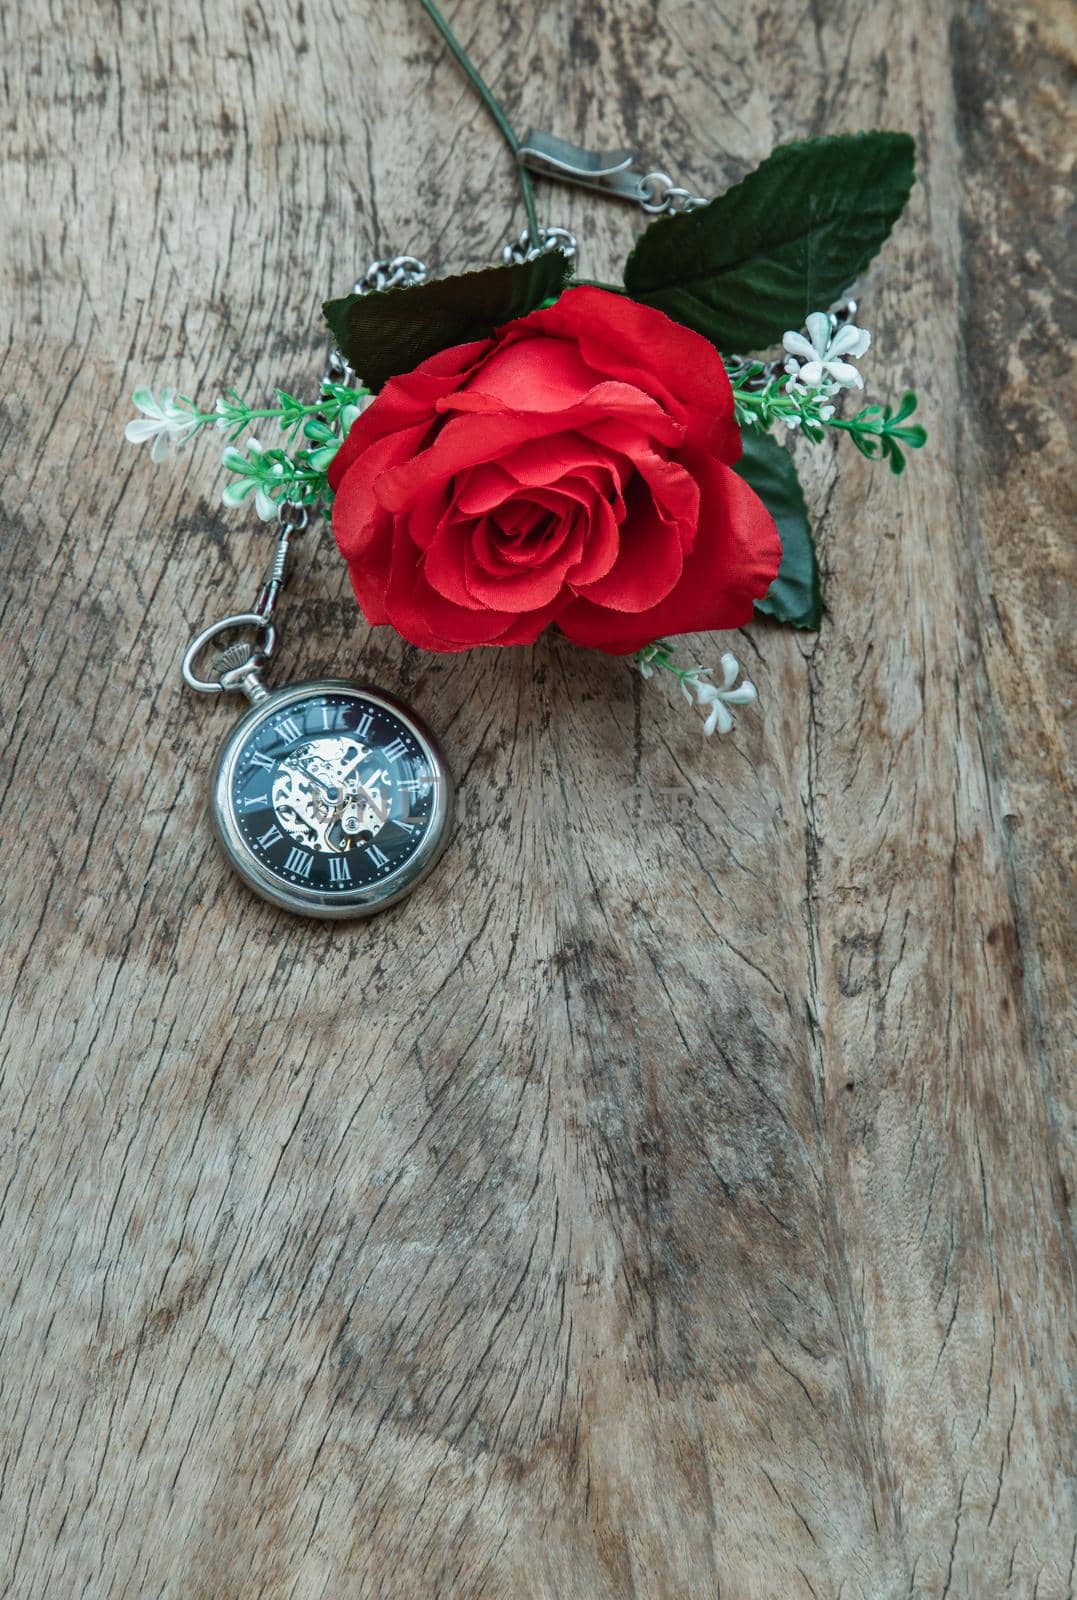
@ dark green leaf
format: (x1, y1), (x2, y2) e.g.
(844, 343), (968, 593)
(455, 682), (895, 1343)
(323, 254), (573, 391)
(623, 132), (915, 351)
(734, 428), (822, 629)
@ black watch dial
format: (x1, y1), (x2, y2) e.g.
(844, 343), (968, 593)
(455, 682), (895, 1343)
(230, 690), (440, 893)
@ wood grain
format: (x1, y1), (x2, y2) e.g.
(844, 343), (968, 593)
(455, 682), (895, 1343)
(1, 1), (1073, 1596)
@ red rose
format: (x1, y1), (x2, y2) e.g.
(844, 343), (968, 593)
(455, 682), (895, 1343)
(329, 287), (781, 653)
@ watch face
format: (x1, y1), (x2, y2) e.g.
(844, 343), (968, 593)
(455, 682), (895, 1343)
(211, 682), (452, 918)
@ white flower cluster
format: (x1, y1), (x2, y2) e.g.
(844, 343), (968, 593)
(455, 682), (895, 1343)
(123, 388), (200, 462)
(780, 311), (871, 427)
(123, 388), (246, 462)
(639, 648), (757, 737)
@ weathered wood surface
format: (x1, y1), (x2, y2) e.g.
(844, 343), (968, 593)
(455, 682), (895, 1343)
(1, 1), (1073, 1595)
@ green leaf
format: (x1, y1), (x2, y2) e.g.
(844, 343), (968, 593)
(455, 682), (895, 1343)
(734, 428), (822, 629)
(323, 254), (574, 391)
(623, 132), (915, 352)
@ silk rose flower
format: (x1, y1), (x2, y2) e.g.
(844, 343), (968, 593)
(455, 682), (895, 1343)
(329, 287), (781, 653)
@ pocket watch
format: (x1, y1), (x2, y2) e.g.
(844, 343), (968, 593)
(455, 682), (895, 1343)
(182, 511), (453, 919)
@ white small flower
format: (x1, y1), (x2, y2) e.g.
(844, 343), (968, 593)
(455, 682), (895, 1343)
(124, 386), (200, 462)
(220, 477), (278, 520)
(697, 651), (757, 736)
(635, 642), (758, 736)
(782, 311), (871, 396)
(220, 437), (281, 521)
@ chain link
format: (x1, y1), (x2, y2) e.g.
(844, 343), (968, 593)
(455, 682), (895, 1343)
(501, 225), (578, 266)
(637, 171), (709, 216)
(353, 254), (429, 295)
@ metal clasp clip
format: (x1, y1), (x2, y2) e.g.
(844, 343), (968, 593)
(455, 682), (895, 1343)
(519, 130), (709, 215)
(519, 130), (653, 206)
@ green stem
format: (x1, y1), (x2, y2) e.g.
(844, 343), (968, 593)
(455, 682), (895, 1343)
(635, 641), (694, 680)
(729, 388), (786, 414)
(730, 378), (926, 472)
(417, 0), (540, 245)
(191, 405), (300, 426)
(822, 417), (875, 436)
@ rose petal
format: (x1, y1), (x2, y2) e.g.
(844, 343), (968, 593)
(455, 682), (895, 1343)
(498, 435), (629, 495)
(400, 485), (449, 552)
(462, 334), (599, 410)
(332, 425), (430, 561)
(476, 489), (579, 564)
(435, 378), (686, 439)
(463, 533), (577, 609)
(384, 530), (572, 651)
(623, 445), (700, 534)
(328, 337), (492, 493)
(423, 494), (568, 610)
(557, 456), (780, 653)
(376, 387), (684, 514)
(421, 515), (480, 608)
(331, 424), (435, 625)
(498, 287), (736, 456)
(453, 462), (520, 516)
(571, 473), (689, 612)
(563, 493), (621, 587)
(385, 534), (525, 647)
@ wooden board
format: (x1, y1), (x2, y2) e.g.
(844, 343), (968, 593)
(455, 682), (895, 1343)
(1, 1), (1073, 1595)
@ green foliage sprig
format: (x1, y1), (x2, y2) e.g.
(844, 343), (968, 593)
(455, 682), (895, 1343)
(729, 366), (925, 476)
(124, 381), (367, 518)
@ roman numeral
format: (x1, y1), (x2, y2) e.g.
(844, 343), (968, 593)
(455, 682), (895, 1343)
(257, 824), (283, 848)
(382, 737), (407, 761)
(318, 702), (333, 730)
(277, 716), (301, 744)
(355, 711), (374, 739)
(400, 774), (433, 794)
(327, 855), (351, 884)
(242, 792), (269, 811)
(365, 843), (389, 869)
(249, 749), (274, 771)
(283, 847), (313, 877)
